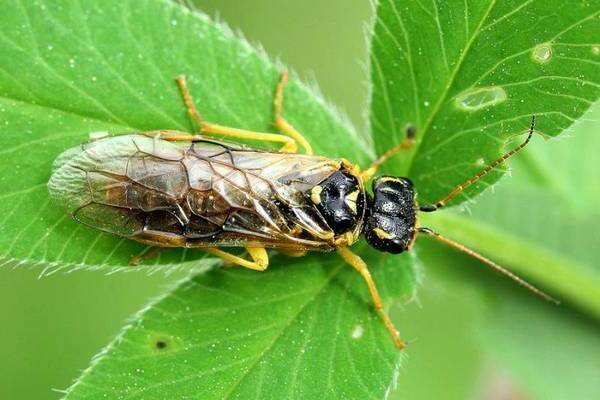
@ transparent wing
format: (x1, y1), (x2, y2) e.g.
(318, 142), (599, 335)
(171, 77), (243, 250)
(48, 134), (341, 250)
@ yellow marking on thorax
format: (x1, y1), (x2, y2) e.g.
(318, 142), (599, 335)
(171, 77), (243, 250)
(311, 185), (323, 205)
(373, 227), (394, 240)
(345, 190), (360, 214)
(379, 176), (404, 183)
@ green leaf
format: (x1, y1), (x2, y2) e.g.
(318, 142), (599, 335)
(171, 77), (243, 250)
(63, 249), (416, 399)
(0, 0), (416, 398)
(370, 0), (600, 204)
(421, 101), (600, 317)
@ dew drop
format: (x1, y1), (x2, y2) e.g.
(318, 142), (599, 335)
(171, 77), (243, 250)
(531, 43), (552, 64)
(454, 86), (507, 111)
(351, 324), (364, 339)
(592, 45), (600, 56)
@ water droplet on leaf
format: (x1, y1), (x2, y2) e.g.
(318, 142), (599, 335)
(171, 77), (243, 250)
(351, 324), (364, 339)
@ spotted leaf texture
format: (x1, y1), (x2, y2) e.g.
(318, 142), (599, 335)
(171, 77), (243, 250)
(371, 0), (600, 204)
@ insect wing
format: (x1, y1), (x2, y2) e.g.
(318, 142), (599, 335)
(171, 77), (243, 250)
(49, 135), (341, 250)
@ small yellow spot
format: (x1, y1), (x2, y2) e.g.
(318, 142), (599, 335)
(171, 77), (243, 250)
(374, 227), (394, 240)
(345, 190), (360, 214)
(311, 185), (323, 205)
(322, 231), (335, 240)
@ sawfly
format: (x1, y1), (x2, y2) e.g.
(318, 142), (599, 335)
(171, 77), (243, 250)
(48, 72), (557, 349)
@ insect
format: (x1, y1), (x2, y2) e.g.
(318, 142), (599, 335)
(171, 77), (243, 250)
(48, 72), (557, 349)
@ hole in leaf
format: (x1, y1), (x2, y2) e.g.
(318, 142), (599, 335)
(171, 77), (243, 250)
(532, 43), (553, 64)
(406, 125), (417, 140)
(454, 86), (507, 111)
(155, 340), (168, 350)
(147, 332), (181, 353)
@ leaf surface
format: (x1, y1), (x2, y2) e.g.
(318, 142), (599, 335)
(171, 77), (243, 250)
(421, 101), (600, 316)
(391, 104), (600, 399)
(64, 248), (416, 399)
(370, 0), (600, 204)
(0, 1), (415, 399)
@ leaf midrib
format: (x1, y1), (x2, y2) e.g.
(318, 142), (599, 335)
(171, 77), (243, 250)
(222, 262), (347, 399)
(403, 0), (497, 178)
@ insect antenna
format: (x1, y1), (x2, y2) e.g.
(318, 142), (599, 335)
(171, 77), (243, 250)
(420, 115), (536, 212)
(417, 227), (559, 304)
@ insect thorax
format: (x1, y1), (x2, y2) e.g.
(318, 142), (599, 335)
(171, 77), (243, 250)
(310, 168), (366, 245)
(363, 176), (417, 254)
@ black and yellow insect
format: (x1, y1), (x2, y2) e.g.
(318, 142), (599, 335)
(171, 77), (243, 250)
(48, 72), (556, 349)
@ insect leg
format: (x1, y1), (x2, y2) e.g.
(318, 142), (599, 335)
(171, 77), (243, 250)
(278, 249), (307, 258)
(273, 70), (313, 154)
(204, 247), (269, 271)
(129, 247), (164, 266)
(337, 247), (406, 349)
(245, 246), (269, 269)
(175, 75), (298, 153)
(359, 126), (416, 182)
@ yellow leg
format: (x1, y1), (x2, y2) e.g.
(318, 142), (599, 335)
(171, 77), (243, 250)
(175, 75), (298, 153)
(273, 71), (313, 154)
(129, 247), (164, 266)
(360, 127), (416, 182)
(279, 249), (307, 258)
(337, 247), (405, 350)
(205, 246), (269, 271)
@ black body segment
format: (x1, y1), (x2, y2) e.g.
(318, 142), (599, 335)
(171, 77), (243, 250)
(363, 176), (417, 254)
(313, 170), (365, 235)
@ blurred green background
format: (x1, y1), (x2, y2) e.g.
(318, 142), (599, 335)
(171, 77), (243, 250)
(1, 1), (598, 399)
